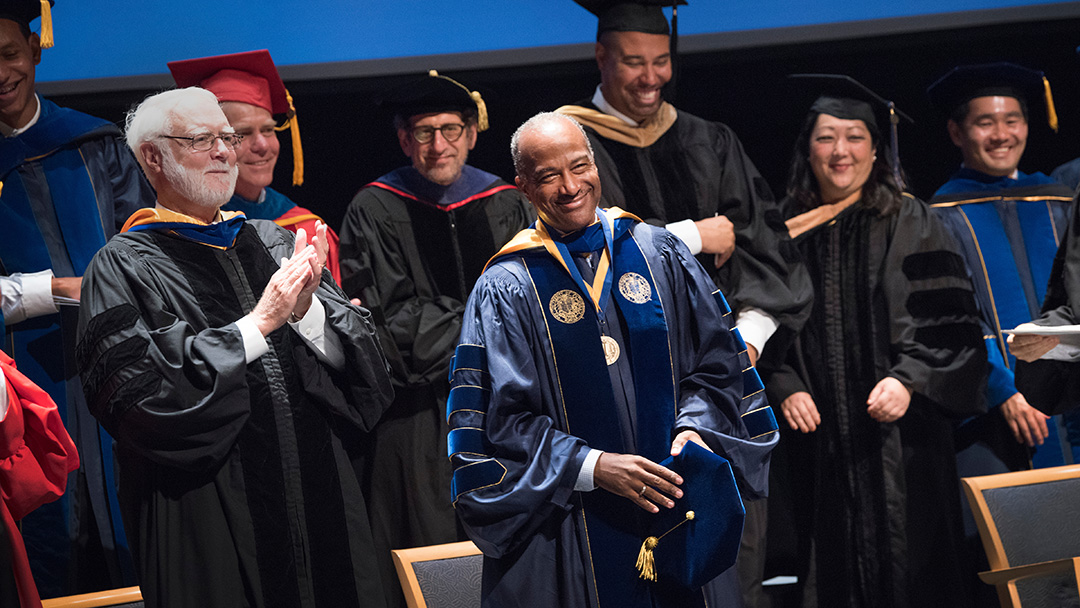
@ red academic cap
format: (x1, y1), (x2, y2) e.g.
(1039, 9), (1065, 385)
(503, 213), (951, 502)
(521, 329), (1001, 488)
(167, 49), (289, 115)
(167, 50), (304, 186)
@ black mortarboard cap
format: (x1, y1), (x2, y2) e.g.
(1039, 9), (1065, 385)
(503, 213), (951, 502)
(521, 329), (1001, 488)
(788, 74), (913, 189)
(0, 0), (53, 47)
(789, 73), (913, 134)
(574, 1), (687, 98)
(574, 0), (685, 37)
(927, 62), (1058, 132)
(634, 441), (744, 589)
(379, 70), (489, 132)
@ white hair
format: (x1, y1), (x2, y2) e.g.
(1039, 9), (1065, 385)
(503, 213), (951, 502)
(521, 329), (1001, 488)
(124, 87), (222, 171)
(510, 112), (594, 179)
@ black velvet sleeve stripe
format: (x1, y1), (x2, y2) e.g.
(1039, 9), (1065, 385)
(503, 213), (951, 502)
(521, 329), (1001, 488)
(100, 370), (163, 428)
(81, 334), (151, 408)
(902, 250), (968, 281)
(75, 303), (141, 373)
(906, 287), (981, 319)
(913, 323), (985, 352)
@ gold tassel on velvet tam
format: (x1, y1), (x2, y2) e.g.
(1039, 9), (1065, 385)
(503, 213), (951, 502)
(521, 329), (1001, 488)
(38, 0), (53, 48)
(275, 88), (304, 186)
(1043, 76), (1059, 133)
(428, 69), (489, 132)
(635, 510), (695, 582)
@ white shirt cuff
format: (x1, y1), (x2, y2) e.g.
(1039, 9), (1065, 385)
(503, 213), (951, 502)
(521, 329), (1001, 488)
(289, 297), (345, 369)
(736, 307), (779, 355)
(574, 448), (603, 492)
(0, 369), (7, 422)
(235, 315), (269, 363)
(1, 270), (58, 325)
(666, 219), (703, 255)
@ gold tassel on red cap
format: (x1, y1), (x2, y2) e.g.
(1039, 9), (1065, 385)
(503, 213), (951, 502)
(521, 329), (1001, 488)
(635, 511), (695, 582)
(38, 0), (53, 49)
(1043, 76), (1059, 133)
(428, 69), (489, 132)
(275, 89), (304, 186)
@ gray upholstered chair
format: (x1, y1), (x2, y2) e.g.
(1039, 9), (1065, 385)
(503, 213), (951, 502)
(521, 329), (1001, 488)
(391, 540), (482, 608)
(40, 586), (143, 608)
(962, 464), (1080, 608)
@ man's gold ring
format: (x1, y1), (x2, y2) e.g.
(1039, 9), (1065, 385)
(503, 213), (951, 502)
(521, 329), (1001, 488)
(638, 485), (647, 497)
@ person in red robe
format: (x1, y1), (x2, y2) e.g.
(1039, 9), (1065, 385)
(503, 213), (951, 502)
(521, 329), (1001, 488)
(0, 349), (80, 607)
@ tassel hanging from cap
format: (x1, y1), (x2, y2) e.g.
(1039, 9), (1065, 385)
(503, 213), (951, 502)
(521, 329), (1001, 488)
(1043, 76), (1059, 133)
(470, 90), (489, 132)
(888, 103), (906, 190)
(635, 510), (695, 582)
(428, 69), (489, 132)
(38, 0), (53, 49)
(274, 88), (304, 186)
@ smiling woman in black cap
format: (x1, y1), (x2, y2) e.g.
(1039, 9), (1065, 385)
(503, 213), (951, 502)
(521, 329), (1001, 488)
(769, 74), (987, 608)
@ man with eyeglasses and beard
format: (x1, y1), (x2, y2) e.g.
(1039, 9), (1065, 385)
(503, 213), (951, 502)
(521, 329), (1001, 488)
(75, 87), (394, 608)
(338, 70), (533, 608)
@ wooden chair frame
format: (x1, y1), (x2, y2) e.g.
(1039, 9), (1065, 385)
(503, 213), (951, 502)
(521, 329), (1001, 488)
(962, 464), (1080, 608)
(391, 540), (482, 608)
(40, 586), (143, 608)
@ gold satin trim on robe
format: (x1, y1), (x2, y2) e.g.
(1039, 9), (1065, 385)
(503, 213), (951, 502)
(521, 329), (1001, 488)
(784, 198), (861, 239)
(786, 193), (922, 239)
(556, 103), (678, 149)
(534, 220), (612, 314)
(483, 207), (642, 272)
(122, 207), (244, 233)
(275, 213), (322, 229)
(929, 195), (1073, 208)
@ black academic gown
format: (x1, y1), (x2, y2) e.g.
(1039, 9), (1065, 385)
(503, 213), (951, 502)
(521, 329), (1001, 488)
(1016, 191), (1080, 414)
(570, 102), (812, 364)
(75, 220), (393, 608)
(338, 165), (533, 608)
(767, 195), (986, 608)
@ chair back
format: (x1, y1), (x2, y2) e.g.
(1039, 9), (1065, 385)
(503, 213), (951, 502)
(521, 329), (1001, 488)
(963, 464), (1080, 571)
(391, 540), (482, 608)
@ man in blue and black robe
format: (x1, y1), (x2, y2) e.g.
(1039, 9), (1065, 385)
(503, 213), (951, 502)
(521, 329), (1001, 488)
(0, 2), (153, 596)
(927, 62), (1077, 604)
(449, 112), (776, 607)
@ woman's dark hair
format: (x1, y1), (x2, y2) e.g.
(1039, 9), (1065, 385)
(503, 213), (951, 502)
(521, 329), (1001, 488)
(785, 111), (905, 216)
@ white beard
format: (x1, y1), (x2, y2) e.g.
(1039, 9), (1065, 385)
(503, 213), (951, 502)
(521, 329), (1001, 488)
(161, 145), (238, 211)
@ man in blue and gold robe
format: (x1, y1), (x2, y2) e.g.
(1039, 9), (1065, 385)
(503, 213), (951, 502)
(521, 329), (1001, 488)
(0, 2), (153, 595)
(928, 63), (1076, 471)
(449, 112), (776, 607)
(928, 62), (1077, 604)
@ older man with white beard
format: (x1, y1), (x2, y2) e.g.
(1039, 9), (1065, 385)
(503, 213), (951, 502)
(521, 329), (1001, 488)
(73, 87), (394, 608)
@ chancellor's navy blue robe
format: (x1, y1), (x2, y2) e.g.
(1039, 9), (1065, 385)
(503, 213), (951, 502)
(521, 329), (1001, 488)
(449, 210), (776, 608)
(0, 97), (153, 595)
(930, 168), (1076, 470)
